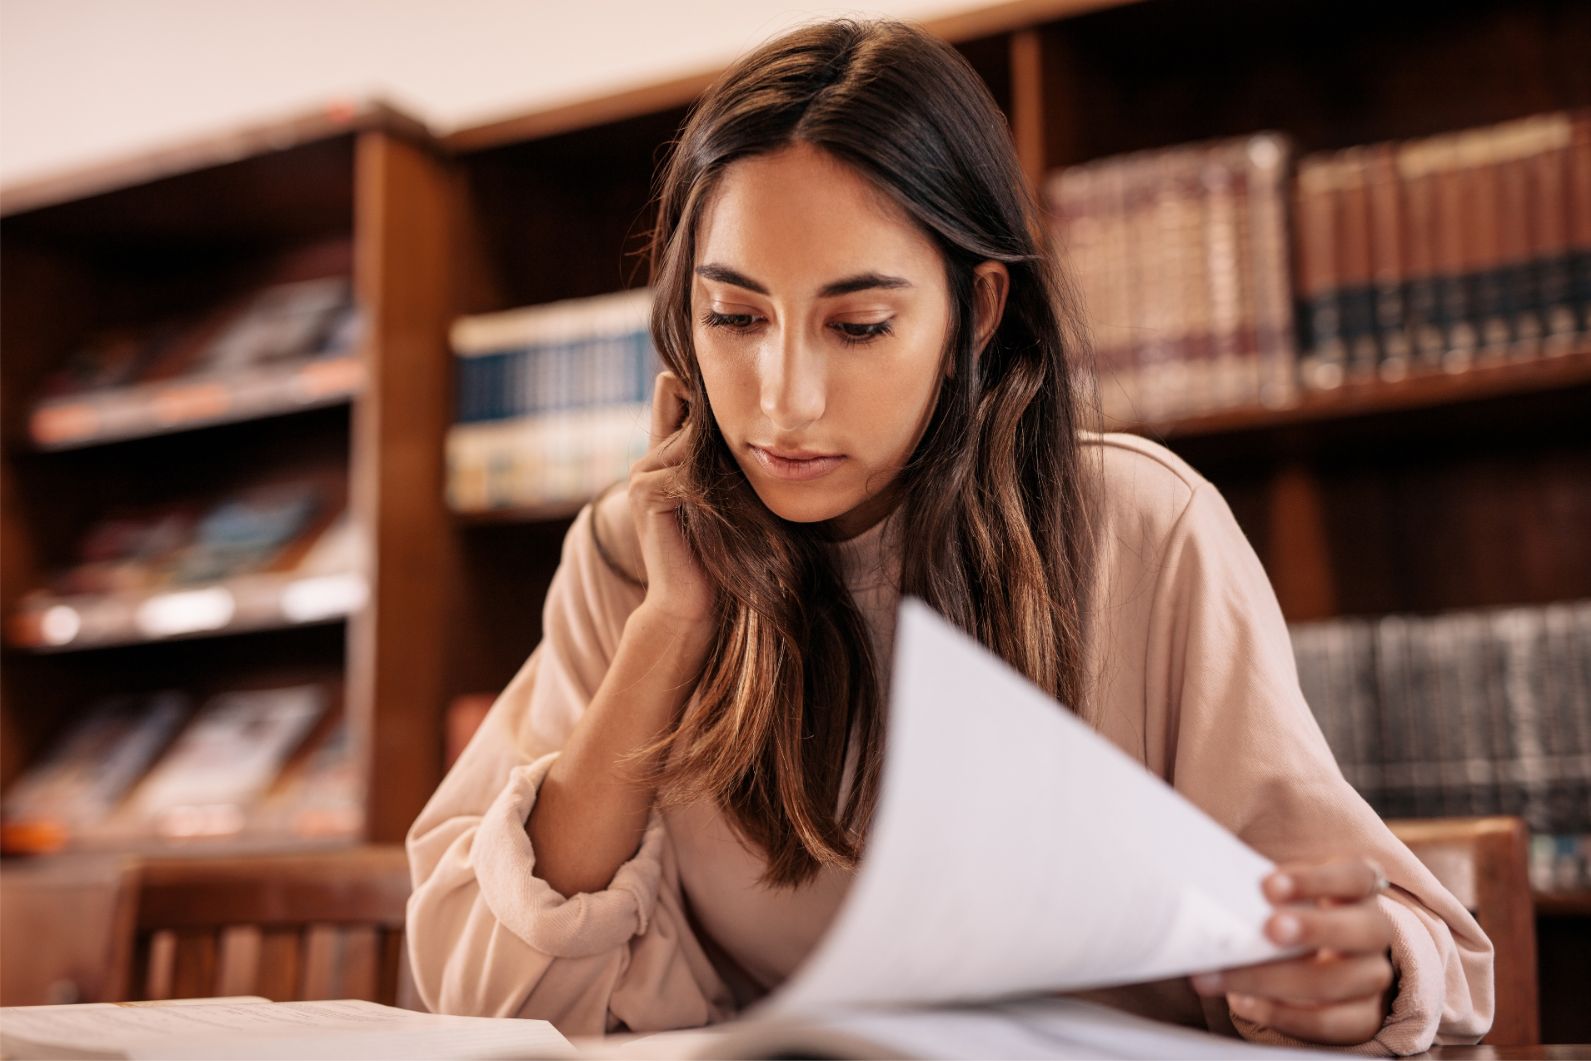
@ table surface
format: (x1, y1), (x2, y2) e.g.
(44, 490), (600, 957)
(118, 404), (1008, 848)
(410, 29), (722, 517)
(1423, 1047), (1591, 1059)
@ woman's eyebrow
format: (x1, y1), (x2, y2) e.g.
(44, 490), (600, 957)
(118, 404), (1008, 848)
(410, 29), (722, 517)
(695, 263), (914, 298)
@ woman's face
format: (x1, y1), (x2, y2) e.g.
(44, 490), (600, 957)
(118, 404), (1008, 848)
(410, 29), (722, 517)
(691, 141), (1000, 539)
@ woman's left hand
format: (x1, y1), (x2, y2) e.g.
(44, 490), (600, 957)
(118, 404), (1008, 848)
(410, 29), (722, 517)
(1190, 856), (1397, 1046)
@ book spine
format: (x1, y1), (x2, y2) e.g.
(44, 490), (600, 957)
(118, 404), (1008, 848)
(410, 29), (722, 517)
(1461, 129), (1514, 362)
(1140, 150), (1182, 421)
(1396, 140), (1445, 371)
(1373, 615), (1414, 819)
(1494, 124), (1543, 360)
(1294, 155), (1345, 390)
(1567, 110), (1591, 338)
(1365, 143), (1413, 380)
(1174, 147), (1212, 417)
(1102, 163), (1140, 422)
(1202, 144), (1245, 411)
(1431, 135), (1479, 369)
(1337, 148), (1381, 383)
(1245, 134), (1298, 409)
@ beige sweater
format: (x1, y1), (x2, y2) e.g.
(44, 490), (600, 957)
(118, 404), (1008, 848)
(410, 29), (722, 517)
(405, 432), (1493, 1054)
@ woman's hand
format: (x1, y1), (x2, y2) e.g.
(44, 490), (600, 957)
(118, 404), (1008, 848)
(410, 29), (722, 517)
(1191, 856), (1397, 1046)
(629, 370), (715, 627)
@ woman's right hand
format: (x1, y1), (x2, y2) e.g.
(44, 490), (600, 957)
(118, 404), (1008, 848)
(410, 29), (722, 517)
(628, 370), (715, 627)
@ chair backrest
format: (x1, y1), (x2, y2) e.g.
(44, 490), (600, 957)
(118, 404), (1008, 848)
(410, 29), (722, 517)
(0, 856), (138, 1005)
(1385, 816), (1538, 1046)
(117, 846), (415, 1008)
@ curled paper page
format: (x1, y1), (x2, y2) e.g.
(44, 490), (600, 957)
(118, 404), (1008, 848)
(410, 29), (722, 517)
(762, 596), (1304, 1016)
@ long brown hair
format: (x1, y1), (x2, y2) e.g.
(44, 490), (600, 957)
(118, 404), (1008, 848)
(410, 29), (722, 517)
(627, 17), (1101, 887)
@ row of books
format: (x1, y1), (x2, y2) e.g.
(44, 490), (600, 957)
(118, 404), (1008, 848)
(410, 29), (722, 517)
(8, 476), (364, 650)
(1045, 132), (1298, 424)
(1043, 109), (1591, 424)
(1294, 111), (1591, 389)
(28, 273), (362, 449)
(448, 288), (660, 513)
(452, 286), (658, 421)
(1290, 598), (1591, 893)
(0, 684), (360, 855)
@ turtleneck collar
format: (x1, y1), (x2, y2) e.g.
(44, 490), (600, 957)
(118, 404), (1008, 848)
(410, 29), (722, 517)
(826, 501), (903, 592)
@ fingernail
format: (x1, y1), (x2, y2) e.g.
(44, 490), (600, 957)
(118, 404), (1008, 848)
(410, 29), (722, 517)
(1269, 873), (1294, 899)
(1271, 913), (1302, 943)
(1229, 993), (1258, 1018)
(1192, 973), (1223, 994)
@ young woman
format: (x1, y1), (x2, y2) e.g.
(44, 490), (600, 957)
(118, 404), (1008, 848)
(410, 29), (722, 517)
(407, 18), (1491, 1053)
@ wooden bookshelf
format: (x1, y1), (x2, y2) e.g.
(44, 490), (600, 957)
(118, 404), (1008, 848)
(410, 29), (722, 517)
(0, 100), (456, 862)
(3, 0), (1587, 1022)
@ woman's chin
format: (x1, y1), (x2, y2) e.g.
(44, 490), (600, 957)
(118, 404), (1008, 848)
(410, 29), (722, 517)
(750, 482), (852, 525)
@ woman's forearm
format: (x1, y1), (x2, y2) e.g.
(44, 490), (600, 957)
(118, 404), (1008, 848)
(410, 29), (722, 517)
(526, 603), (712, 897)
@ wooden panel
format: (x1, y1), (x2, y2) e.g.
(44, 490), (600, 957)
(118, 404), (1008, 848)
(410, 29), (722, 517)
(1039, 0), (1591, 166)
(168, 931), (218, 999)
(348, 130), (458, 842)
(299, 923), (342, 1000)
(143, 931), (176, 1001)
(339, 926), (379, 1001)
(0, 102), (427, 220)
(0, 857), (136, 1005)
(255, 929), (301, 1002)
(1009, 29), (1046, 192)
(377, 929), (405, 1008)
(1266, 463), (1336, 620)
(215, 926), (262, 998)
(443, 0), (1138, 154)
(135, 848), (410, 930)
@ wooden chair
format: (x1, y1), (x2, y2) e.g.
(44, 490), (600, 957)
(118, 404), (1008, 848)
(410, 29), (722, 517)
(1386, 816), (1538, 1046)
(0, 856), (138, 1005)
(113, 846), (417, 1008)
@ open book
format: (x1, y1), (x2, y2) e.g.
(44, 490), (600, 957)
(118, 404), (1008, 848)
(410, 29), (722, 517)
(1, 600), (1330, 1060)
(0, 998), (573, 1060)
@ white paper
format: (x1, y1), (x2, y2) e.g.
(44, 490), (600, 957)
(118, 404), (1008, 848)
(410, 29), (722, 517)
(762, 597), (1302, 1016)
(0, 999), (573, 1060)
(584, 998), (1333, 1060)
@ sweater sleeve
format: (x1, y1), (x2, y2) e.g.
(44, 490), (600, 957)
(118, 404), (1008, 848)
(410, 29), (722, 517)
(1144, 483), (1495, 1055)
(403, 499), (735, 1036)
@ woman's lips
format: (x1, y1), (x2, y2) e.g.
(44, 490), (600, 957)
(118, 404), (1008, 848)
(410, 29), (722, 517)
(751, 445), (846, 481)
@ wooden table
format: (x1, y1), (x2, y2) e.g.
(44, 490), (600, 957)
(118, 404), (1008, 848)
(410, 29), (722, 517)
(1424, 1047), (1591, 1059)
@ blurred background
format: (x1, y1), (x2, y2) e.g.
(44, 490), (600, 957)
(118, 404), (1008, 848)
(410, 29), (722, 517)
(1, 0), (1587, 1046)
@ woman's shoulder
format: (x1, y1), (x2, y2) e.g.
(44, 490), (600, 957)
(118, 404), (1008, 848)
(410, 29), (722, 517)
(1078, 430), (1212, 535)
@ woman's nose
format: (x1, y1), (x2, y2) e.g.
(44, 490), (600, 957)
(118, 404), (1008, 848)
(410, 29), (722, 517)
(759, 331), (827, 430)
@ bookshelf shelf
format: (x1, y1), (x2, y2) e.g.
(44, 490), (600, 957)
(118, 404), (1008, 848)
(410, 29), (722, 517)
(1535, 890), (1591, 918)
(1125, 347), (1591, 442)
(454, 497), (590, 526)
(6, 569), (367, 653)
(27, 354), (365, 451)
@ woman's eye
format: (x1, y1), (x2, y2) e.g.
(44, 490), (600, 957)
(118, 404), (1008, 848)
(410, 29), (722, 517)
(834, 320), (894, 346)
(700, 310), (758, 331)
(699, 310), (893, 346)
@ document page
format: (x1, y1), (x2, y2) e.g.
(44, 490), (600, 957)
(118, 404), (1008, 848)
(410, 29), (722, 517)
(0, 998), (574, 1060)
(763, 597), (1303, 1016)
(587, 997), (1335, 1059)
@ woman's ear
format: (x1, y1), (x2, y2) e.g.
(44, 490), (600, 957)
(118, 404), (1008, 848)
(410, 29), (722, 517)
(971, 260), (1010, 362)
